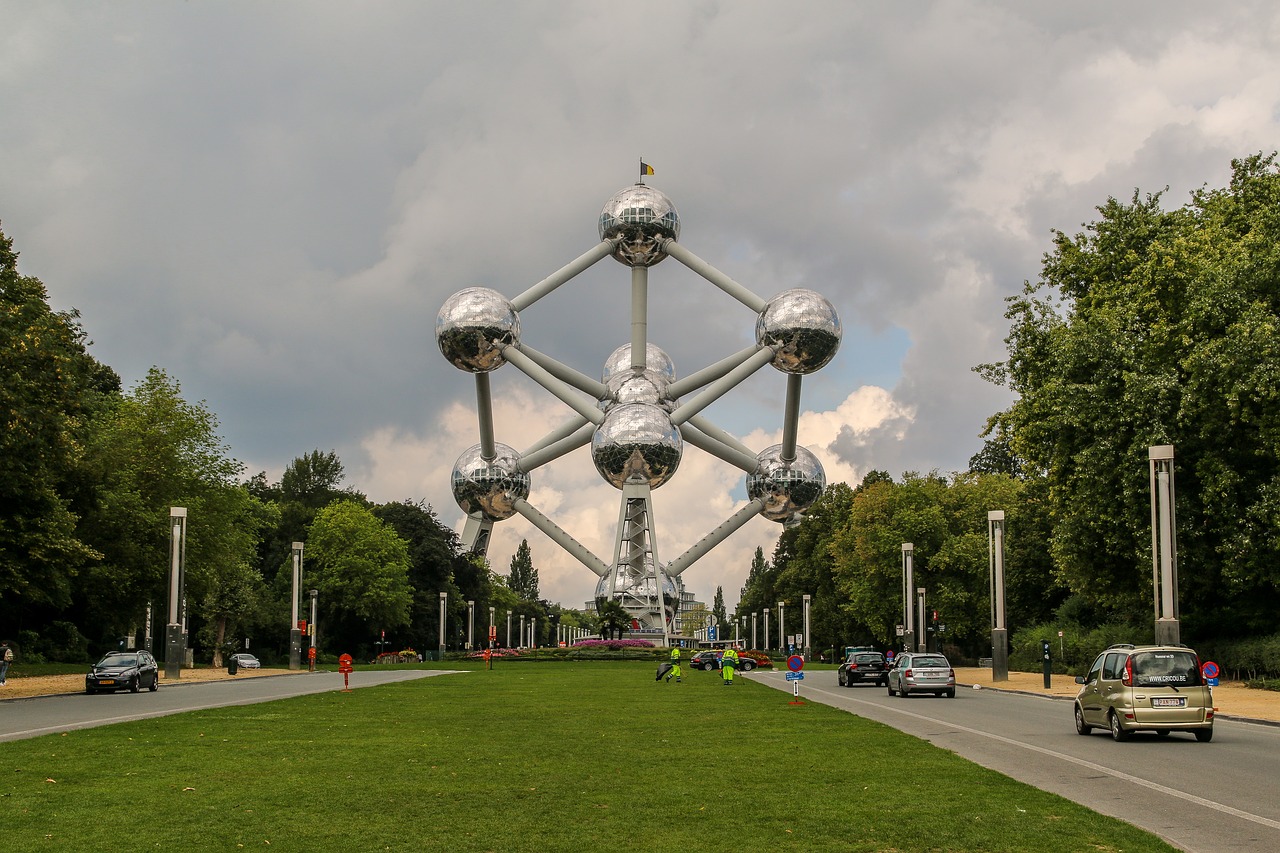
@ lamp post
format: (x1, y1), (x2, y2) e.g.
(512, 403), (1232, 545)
(988, 511), (1008, 682)
(506, 610), (513, 648)
(309, 589), (318, 671)
(916, 587), (927, 653)
(438, 592), (448, 659)
(489, 606), (496, 649)
(777, 600), (786, 653)
(289, 541), (304, 671)
(467, 600), (475, 651)
(1149, 445), (1181, 645)
(901, 544), (915, 655)
(165, 508), (187, 680)
(520, 614), (526, 649)
(802, 594), (811, 660)
(763, 608), (770, 651)
(752, 612), (758, 649)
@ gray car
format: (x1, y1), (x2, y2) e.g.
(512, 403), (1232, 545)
(887, 652), (956, 698)
(1073, 644), (1213, 742)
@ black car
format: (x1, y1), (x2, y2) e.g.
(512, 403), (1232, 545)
(837, 651), (888, 687)
(86, 651), (160, 694)
(690, 650), (757, 671)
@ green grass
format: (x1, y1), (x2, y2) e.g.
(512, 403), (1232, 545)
(2, 662), (1174, 852)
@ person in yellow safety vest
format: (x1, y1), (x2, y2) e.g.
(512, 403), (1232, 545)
(721, 646), (739, 685)
(666, 646), (682, 683)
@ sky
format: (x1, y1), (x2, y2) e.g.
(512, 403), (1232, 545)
(4, 2), (1279, 612)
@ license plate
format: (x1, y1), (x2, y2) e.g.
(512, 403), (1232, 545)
(1151, 697), (1185, 708)
(99, 679), (116, 685)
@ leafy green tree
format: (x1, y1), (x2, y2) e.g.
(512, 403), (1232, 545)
(595, 597), (630, 640)
(979, 153), (1280, 637)
(305, 500), (413, 649)
(711, 585), (727, 630)
(0, 226), (118, 620)
(507, 539), (539, 601)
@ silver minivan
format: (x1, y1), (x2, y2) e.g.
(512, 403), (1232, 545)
(1074, 644), (1214, 742)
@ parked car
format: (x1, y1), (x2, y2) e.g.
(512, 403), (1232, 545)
(838, 651), (888, 687)
(887, 652), (955, 698)
(230, 653), (261, 669)
(1073, 643), (1214, 742)
(86, 651), (160, 694)
(690, 650), (758, 671)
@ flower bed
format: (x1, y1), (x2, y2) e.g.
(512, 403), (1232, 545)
(571, 639), (656, 650)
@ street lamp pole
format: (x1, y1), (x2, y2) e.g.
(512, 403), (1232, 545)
(467, 600), (475, 651)
(309, 589), (318, 671)
(506, 610), (512, 648)
(1149, 445), (1181, 645)
(489, 606), (496, 649)
(763, 608), (770, 652)
(438, 592), (448, 660)
(988, 511), (1008, 682)
(289, 541), (304, 671)
(916, 587), (927, 653)
(802, 594), (811, 660)
(901, 543), (915, 655)
(520, 614), (526, 649)
(165, 508), (187, 680)
(777, 600), (786, 653)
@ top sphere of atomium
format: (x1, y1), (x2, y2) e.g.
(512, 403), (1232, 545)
(598, 185), (680, 267)
(756, 288), (842, 374)
(746, 444), (826, 522)
(451, 443), (530, 521)
(436, 287), (521, 372)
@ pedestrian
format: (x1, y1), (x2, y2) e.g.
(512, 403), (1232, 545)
(666, 645), (682, 683)
(1, 640), (12, 685)
(721, 646), (738, 685)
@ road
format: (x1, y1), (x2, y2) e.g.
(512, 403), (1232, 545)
(0, 669), (454, 743)
(749, 668), (1280, 853)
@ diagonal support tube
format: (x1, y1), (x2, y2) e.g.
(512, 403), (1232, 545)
(661, 240), (768, 313)
(512, 497), (610, 577)
(510, 239), (617, 311)
(666, 499), (766, 577)
(520, 414), (591, 459)
(518, 345), (608, 398)
(679, 423), (760, 474)
(667, 344), (766, 399)
(669, 346), (777, 426)
(687, 413), (758, 461)
(519, 421), (596, 472)
(498, 343), (604, 426)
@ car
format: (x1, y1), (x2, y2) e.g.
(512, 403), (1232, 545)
(838, 651), (888, 687)
(86, 650), (160, 694)
(1073, 643), (1214, 742)
(690, 649), (758, 671)
(887, 652), (955, 698)
(230, 653), (261, 669)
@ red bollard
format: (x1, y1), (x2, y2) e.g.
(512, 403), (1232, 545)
(339, 653), (353, 693)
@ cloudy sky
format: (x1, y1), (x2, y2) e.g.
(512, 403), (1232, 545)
(4, 2), (1279, 611)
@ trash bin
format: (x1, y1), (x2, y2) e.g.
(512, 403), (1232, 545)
(228, 656), (239, 675)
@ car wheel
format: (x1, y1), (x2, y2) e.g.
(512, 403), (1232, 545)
(945, 688), (956, 698)
(130, 676), (140, 693)
(886, 680), (895, 696)
(1108, 710), (1130, 742)
(900, 686), (910, 698)
(1194, 727), (1213, 743)
(1074, 705), (1092, 735)
(1156, 729), (1170, 737)
(741, 660), (755, 671)
(149, 675), (159, 692)
(85, 687), (95, 695)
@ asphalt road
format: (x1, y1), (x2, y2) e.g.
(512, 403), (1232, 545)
(748, 668), (1280, 853)
(0, 669), (454, 743)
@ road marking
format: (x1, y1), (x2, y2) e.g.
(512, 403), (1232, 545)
(750, 672), (1280, 832)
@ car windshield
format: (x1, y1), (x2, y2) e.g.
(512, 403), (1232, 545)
(99, 654), (136, 666)
(1132, 651), (1201, 687)
(913, 656), (948, 668)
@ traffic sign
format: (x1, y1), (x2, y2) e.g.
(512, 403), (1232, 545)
(785, 671), (805, 681)
(787, 655), (804, 672)
(1201, 660), (1219, 679)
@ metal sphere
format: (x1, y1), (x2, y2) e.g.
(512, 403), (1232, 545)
(755, 288), (842, 374)
(450, 443), (530, 521)
(595, 572), (677, 602)
(599, 344), (677, 412)
(598, 184), (680, 267)
(436, 287), (520, 373)
(591, 403), (683, 489)
(601, 343), (676, 384)
(746, 444), (826, 522)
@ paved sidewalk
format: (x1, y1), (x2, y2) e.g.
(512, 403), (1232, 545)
(954, 667), (1280, 725)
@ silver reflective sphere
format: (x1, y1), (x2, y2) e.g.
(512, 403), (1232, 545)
(746, 444), (826, 522)
(450, 443), (530, 521)
(598, 185), (680, 267)
(591, 403), (682, 489)
(595, 572), (678, 602)
(436, 287), (520, 373)
(755, 288), (842, 374)
(601, 343), (676, 384)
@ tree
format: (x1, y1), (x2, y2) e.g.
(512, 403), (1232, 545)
(305, 500), (413, 649)
(595, 597), (630, 640)
(711, 586), (727, 630)
(507, 540), (539, 601)
(0, 226), (118, 619)
(979, 153), (1280, 637)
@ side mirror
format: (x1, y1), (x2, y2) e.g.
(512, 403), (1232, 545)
(1074, 675), (1085, 684)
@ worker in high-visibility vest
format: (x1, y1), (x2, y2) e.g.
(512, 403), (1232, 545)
(666, 646), (682, 683)
(721, 646), (739, 685)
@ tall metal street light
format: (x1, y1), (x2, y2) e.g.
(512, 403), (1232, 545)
(467, 600), (475, 651)
(901, 543), (915, 655)
(988, 511), (1009, 682)
(165, 507), (187, 680)
(489, 606), (496, 649)
(289, 541), (304, 671)
(777, 600), (786, 652)
(763, 607), (770, 652)
(916, 587), (927, 653)
(309, 589), (318, 671)
(520, 614), (526, 649)
(1149, 445), (1181, 645)
(438, 592), (448, 660)
(507, 610), (513, 647)
(802, 594), (811, 660)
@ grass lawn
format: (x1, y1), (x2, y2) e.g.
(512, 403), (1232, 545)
(2, 661), (1175, 852)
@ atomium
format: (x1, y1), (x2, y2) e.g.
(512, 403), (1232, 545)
(450, 443), (530, 521)
(756, 288), (842, 375)
(600, 343), (677, 412)
(598, 184), (680, 267)
(436, 287), (520, 372)
(746, 444), (826, 521)
(591, 402), (683, 489)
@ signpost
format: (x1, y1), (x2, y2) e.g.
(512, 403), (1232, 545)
(1202, 660), (1219, 688)
(786, 654), (805, 704)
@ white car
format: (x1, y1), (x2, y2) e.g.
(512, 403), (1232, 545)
(887, 652), (956, 698)
(230, 653), (261, 669)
